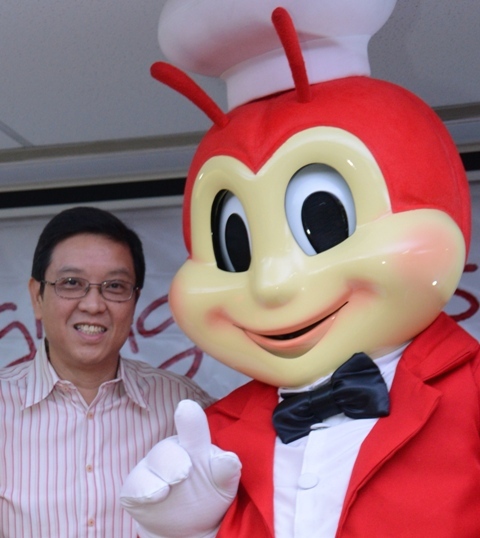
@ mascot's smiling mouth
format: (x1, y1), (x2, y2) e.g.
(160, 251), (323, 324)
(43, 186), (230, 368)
(265, 317), (333, 340)
(243, 303), (348, 357)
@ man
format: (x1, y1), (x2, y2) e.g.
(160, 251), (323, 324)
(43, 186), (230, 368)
(0, 206), (213, 537)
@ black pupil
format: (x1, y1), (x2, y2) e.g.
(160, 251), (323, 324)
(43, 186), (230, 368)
(225, 214), (251, 272)
(211, 191), (252, 273)
(301, 192), (349, 253)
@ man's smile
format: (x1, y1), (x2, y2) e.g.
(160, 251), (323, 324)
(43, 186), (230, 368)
(74, 323), (107, 335)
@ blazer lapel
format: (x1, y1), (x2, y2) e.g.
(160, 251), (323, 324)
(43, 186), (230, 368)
(213, 382), (279, 535)
(337, 359), (441, 533)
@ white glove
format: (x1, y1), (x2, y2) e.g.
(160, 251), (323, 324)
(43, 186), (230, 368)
(120, 399), (241, 538)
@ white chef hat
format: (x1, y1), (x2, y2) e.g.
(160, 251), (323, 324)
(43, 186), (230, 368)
(158, 0), (397, 110)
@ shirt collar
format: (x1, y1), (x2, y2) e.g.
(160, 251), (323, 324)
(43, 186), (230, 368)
(117, 358), (150, 410)
(23, 339), (149, 410)
(23, 340), (58, 409)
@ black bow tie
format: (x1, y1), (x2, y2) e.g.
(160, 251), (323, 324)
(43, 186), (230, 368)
(272, 352), (390, 444)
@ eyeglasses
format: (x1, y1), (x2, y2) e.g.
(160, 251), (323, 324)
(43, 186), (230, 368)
(42, 277), (138, 303)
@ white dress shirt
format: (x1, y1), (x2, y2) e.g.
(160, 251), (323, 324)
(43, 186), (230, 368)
(0, 340), (213, 538)
(274, 348), (404, 538)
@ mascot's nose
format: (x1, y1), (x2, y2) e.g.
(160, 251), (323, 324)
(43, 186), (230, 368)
(250, 253), (303, 307)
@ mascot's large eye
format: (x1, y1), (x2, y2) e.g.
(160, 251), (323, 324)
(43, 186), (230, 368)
(285, 164), (356, 255)
(211, 190), (252, 272)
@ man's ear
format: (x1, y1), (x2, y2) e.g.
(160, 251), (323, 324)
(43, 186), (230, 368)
(28, 277), (43, 321)
(134, 288), (141, 305)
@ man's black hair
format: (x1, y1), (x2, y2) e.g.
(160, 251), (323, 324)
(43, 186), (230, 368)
(31, 206), (146, 290)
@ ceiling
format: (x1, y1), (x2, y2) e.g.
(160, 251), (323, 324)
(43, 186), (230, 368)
(1, 0), (479, 199)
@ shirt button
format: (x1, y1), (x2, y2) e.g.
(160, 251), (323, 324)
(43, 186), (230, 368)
(88, 518), (95, 527)
(87, 412), (94, 419)
(86, 464), (93, 472)
(298, 473), (319, 489)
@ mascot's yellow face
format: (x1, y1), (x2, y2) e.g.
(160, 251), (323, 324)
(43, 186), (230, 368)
(170, 127), (465, 388)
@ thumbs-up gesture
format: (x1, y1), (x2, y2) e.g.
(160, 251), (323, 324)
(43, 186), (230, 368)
(120, 400), (241, 538)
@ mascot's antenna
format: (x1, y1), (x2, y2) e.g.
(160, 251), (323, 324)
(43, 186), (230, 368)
(271, 7), (312, 103)
(150, 8), (310, 125)
(150, 61), (230, 128)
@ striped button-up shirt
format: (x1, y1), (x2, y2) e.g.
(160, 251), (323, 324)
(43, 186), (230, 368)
(0, 340), (214, 538)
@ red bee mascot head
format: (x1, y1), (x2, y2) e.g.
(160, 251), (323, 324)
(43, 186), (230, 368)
(153, 1), (470, 388)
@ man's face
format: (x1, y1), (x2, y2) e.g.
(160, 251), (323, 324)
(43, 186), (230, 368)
(29, 233), (138, 374)
(170, 127), (465, 389)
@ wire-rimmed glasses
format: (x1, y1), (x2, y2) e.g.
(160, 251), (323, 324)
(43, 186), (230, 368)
(42, 277), (138, 303)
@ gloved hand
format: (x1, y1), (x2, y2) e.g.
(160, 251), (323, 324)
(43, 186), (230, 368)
(120, 399), (241, 538)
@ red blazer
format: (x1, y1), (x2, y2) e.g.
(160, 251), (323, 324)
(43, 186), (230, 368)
(206, 313), (480, 537)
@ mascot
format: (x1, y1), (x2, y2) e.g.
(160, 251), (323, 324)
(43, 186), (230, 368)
(121, 1), (480, 537)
